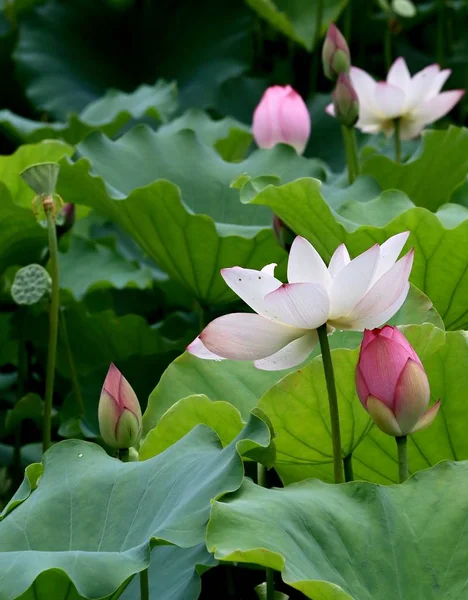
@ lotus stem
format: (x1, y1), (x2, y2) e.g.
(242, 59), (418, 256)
(396, 435), (408, 483)
(140, 568), (149, 600)
(343, 453), (354, 482)
(257, 463), (275, 599)
(394, 119), (401, 163)
(341, 125), (360, 184)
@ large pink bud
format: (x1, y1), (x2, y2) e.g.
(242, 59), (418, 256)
(98, 364), (142, 449)
(252, 85), (311, 154)
(322, 23), (351, 81)
(355, 326), (440, 436)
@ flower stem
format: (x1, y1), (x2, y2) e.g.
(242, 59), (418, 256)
(59, 309), (84, 416)
(140, 568), (149, 600)
(317, 324), (344, 483)
(310, 0), (324, 94)
(384, 23), (392, 70)
(257, 463), (275, 599)
(395, 435), (408, 483)
(394, 119), (401, 163)
(341, 125), (360, 184)
(343, 454), (354, 482)
(42, 210), (60, 454)
(437, 0), (446, 66)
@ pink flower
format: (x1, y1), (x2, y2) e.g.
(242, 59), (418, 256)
(188, 232), (413, 371)
(322, 23), (351, 81)
(326, 57), (464, 139)
(356, 326), (441, 436)
(98, 364), (142, 449)
(253, 85), (311, 154)
(330, 73), (359, 126)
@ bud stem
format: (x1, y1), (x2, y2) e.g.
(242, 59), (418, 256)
(140, 568), (149, 600)
(257, 463), (275, 599)
(341, 125), (360, 184)
(343, 453), (354, 482)
(42, 209), (60, 453)
(395, 435), (408, 483)
(394, 119), (402, 163)
(317, 324), (344, 483)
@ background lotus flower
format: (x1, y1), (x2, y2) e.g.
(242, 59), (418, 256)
(322, 23), (351, 81)
(188, 232), (413, 371)
(356, 326), (440, 436)
(252, 85), (311, 154)
(98, 363), (142, 449)
(327, 57), (464, 139)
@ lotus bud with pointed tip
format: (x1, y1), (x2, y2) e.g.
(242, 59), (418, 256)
(356, 326), (440, 436)
(332, 73), (360, 126)
(98, 364), (142, 449)
(322, 23), (351, 81)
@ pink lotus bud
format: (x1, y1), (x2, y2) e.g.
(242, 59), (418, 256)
(252, 85), (311, 154)
(98, 364), (142, 449)
(322, 24), (351, 81)
(355, 326), (440, 436)
(332, 73), (359, 126)
(272, 215), (295, 250)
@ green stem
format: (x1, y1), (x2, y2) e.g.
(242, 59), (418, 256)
(60, 309), (84, 416)
(139, 568), (149, 600)
(257, 463), (275, 599)
(384, 22), (392, 71)
(193, 301), (206, 331)
(341, 125), (360, 184)
(42, 210), (60, 454)
(13, 325), (28, 485)
(310, 0), (324, 94)
(394, 119), (401, 163)
(396, 435), (408, 483)
(343, 0), (352, 41)
(343, 454), (354, 482)
(317, 324), (344, 483)
(437, 0), (446, 66)
(118, 448), (130, 462)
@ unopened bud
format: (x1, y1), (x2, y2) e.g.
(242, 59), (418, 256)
(322, 24), (351, 81)
(332, 73), (360, 126)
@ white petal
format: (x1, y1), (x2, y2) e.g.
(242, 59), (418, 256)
(347, 249), (414, 326)
(187, 337), (225, 361)
(350, 67), (377, 111)
(326, 103), (335, 117)
(264, 283), (329, 329)
(427, 69), (452, 98)
(371, 231), (410, 285)
(221, 267), (282, 318)
(200, 313), (305, 360)
(347, 283), (410, 330)
(416, 90), (464, 125)
(328, 244), (351, 278)
(287, 236), (331, 288)
(374, 83), (406, 119)
(398, 117), (426, 140)
(387, 57), (411, 93)
(328, 244), (380, 319)
(407, 64), (440, 107)
(261, 263), (277, 277)
(254, 331), (318, 371)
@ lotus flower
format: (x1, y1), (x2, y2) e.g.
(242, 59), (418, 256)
(98, 364), (142, 449)
(188, 232), (413, 371)
(356, 326), (440, 436)
(326, 57), (464, 139)
(332, 73), (359, 126)
(322, 23), (351, 81)
(253, 85), (311, 154)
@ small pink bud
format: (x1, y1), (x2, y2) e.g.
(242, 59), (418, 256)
(322, 24), (351, 81)
(98, 364), (142, 449)
(355, 326), (440, 436)
(252, 85), (311, 154)
(332, 73), (360, 127)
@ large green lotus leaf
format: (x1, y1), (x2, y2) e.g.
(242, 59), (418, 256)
(120, 543), (217, 600)
(244, 178), (468, 329)
(259, 325), (468, 485)
(0, 80), (177, 145)
(142, 352), (292, 435)
(0, 413), (271, 600)
(207, 462), (468, 600)
(245, 0), (348, 51)
(361, 126), (468, 211)
(58, 235), (153, 299)
(158, 108), (253, 162)
(0, 140), (72, 208)
(14, 0), (252, 119)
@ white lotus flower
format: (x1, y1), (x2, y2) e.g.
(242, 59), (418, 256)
(188, 233), (414, 371)
(326, 57), (464, 139)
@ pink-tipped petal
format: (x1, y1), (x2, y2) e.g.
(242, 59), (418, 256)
(407, 64), (441, 107)
(349, 282), (410, 330)
(261, 263), (277, 276)
(384, 326), (420, 362)
(254, 331), (318, 371)
(417, 90), (465, 125)
(411, 400), (441, 433)
(263, 282), (330, 329)
(355, 365), (370, 406)
(367, 396), (402, 436)
(326, 103), (336, 117)
(350, 66), (377, 110)
(360, 328), (379, 352)
(371, 231), (410, 285)
(287, 236), (331, 288)
(328, 243), (351, 278)
(200, 313), (304, 361)
(187, 337), (225, 361)
(102, 363), (122, 405)
(394, 359), (430, 435)
(387, 57), (411, 93)
(278, 88), (311, 154)
(428, 69), (452, 98)
(375, 82), (406, 119)
(328, 244), (380, 319)
(221, 266), (282, 318)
